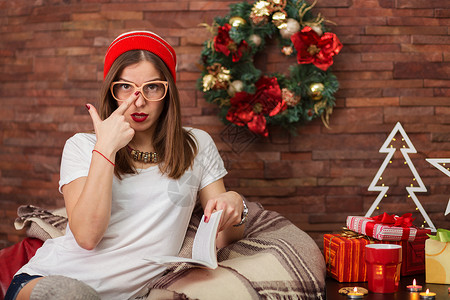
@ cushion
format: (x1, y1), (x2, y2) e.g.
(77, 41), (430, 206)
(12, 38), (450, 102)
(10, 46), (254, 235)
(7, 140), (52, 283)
(0, 205), (66, 300)
(0, 238), (43, 299)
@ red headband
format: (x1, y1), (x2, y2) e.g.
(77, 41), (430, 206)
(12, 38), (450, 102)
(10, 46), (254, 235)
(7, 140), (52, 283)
(104, 31), (177, 82)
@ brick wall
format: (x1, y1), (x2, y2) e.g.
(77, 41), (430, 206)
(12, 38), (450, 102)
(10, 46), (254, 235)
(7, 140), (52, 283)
(0, 0), (449, 250)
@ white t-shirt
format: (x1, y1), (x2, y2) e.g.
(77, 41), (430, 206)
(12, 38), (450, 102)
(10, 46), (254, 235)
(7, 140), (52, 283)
(17, 128), (227, 300)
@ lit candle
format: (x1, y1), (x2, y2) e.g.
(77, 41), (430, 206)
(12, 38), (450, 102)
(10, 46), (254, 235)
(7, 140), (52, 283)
(347, 287), (364, 299)
(406, 279), (422, 292)
(419, 289), (436, 300)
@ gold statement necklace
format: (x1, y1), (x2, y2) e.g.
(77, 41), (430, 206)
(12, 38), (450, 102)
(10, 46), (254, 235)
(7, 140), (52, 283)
(126, 145), (158, 163)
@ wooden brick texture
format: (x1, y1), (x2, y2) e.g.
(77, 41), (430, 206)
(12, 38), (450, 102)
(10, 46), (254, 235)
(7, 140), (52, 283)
(0, 0), (449, 250)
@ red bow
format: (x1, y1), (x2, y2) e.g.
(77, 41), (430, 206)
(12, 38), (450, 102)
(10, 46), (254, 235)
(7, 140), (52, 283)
(370, 212), (415, 228)
(366, 213), (416, 241)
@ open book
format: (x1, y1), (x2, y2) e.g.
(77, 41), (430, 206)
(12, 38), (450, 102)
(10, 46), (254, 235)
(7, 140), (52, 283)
(144, 210), (223, 269)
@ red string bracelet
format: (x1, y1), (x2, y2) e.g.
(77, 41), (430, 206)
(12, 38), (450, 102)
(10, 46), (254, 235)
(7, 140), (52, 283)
(92, 149), (115, 167)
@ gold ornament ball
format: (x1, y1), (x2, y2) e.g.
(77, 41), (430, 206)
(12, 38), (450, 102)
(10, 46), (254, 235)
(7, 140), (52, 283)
(249, 34), (262, 46)
(229, 16), (246, 28)
(309, 82), (325, 100)
(279, 18), (300, 39)
(227, 80), (244, 97)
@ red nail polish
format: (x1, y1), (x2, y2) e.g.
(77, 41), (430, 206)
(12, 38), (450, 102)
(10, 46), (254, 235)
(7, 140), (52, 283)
(204, 216), (209, 222)
(85, 104), (90, 110)
(134, 91), (140, 96)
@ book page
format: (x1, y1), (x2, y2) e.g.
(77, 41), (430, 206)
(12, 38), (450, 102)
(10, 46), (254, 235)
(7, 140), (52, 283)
(192, 209), (222, 265)
(143, 210), (223, 269)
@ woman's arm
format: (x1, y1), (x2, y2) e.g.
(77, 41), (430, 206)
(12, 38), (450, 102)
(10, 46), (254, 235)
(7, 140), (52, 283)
(199, 179), (245, 249)
(62, 97), (136, 250)
(62, 154), (114, 250)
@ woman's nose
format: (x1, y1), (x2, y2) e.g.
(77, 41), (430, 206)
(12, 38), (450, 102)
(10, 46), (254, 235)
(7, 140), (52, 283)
(134, 92), (147, 107)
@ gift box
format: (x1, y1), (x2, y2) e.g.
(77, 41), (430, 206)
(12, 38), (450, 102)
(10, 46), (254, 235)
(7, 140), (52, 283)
(346, 213), (418, 241)
(401, 228), (431, 276)
(324, 233), (371, 282)
(324, 229), (430, 282)
(425, 229), (450, 284)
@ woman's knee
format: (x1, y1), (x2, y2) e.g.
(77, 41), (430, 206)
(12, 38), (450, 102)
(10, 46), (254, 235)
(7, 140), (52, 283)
(18, 276), (99, 300)
(15, 277), (43, 300)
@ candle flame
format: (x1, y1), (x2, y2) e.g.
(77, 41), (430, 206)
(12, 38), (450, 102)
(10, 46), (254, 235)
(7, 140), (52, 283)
(413, 279), (416, 286)
(426, 289), (429, 294)
(353, 287), (357, 293)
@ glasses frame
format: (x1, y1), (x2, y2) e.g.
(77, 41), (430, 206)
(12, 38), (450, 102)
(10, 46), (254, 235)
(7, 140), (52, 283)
(110, 80), (169, 102)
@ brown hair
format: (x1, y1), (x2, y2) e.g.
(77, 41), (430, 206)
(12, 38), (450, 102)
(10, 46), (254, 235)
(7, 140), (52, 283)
(99, 50), (197, 179)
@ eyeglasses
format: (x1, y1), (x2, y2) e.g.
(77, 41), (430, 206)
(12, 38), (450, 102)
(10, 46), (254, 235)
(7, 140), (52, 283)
(110, 80), (169, 102)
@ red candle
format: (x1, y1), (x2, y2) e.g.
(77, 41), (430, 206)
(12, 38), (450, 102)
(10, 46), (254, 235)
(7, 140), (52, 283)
(406, 279), (422, 292)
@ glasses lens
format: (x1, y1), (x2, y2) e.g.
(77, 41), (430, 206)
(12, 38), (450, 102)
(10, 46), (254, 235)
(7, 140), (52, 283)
(142, 82), (167, 101)
(112, 82), (134, 101)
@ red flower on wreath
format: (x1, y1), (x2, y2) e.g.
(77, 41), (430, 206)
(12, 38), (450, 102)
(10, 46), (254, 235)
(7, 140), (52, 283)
(226, 76), (287, 137)
(291, 26), (342, 71)
(214, 23), (248, 62)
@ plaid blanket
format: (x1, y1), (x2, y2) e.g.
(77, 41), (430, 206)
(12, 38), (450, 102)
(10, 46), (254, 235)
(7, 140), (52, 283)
(148, 202), (326, 299)
(14, 202), (326, 299)
(14, 205), (67, 241)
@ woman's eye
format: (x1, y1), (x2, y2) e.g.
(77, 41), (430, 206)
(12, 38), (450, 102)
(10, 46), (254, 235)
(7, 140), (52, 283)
(144, 84), (158, 92)
(120, 84), (131, 90)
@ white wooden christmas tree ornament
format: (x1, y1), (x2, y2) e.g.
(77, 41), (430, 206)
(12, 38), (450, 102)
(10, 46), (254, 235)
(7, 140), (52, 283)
(366, 122), (436, 232)
(425, 158), (450, 216)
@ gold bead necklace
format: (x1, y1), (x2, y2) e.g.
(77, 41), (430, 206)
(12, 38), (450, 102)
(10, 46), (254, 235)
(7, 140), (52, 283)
(126, 145), (158, 163)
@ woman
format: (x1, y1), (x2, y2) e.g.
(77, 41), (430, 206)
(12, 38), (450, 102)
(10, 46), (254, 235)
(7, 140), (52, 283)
(6, 31), (247, 300)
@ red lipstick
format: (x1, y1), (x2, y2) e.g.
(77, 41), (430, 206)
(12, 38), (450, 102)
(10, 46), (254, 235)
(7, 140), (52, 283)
(131, 113), (149, 123)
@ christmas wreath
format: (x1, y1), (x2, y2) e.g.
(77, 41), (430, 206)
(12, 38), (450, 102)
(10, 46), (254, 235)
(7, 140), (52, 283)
(197, 0), (342, 137)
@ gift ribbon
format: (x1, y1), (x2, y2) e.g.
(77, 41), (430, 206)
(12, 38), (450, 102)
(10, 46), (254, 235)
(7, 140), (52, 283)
(427, 228), (450, 243)
(366, 213), (415, 241)
(340, 227), (375, 241)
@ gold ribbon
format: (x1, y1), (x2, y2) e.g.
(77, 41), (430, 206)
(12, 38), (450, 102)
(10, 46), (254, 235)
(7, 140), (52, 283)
(326, 229), (375, 270)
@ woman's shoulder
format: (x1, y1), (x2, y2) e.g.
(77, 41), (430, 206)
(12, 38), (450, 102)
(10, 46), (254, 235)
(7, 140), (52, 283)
(64, 132), (96, 149)
(184, 127), (214, 146)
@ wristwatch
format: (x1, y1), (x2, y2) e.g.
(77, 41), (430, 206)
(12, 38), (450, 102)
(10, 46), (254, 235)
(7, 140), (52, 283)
(233, 198), (248, 227)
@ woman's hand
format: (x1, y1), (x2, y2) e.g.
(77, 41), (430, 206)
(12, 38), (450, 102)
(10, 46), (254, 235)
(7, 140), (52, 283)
(203, 191), (244, 232)
(86, 93), (137, 156)
(199, 180), (245, 248)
